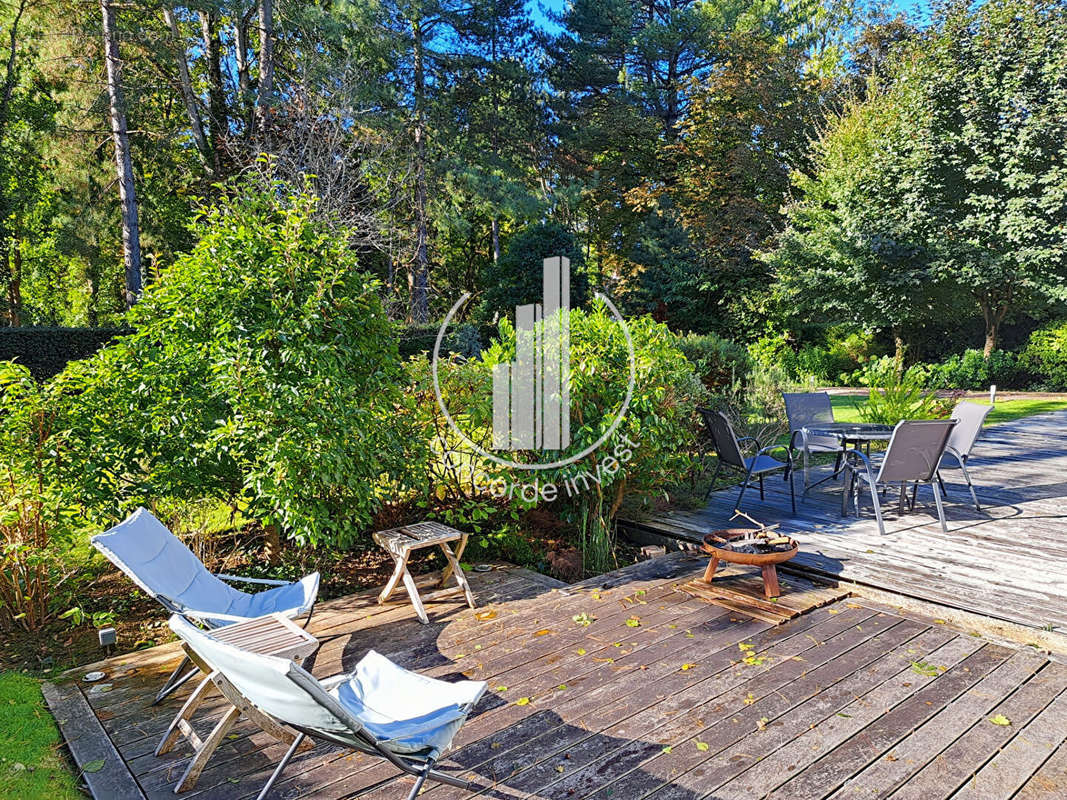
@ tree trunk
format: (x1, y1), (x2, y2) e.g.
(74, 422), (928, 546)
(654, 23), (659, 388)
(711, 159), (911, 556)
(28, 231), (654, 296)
(982, 305), (1005, 359)
(235, 8), (254, 130)
(409, 16), (429, 323)
(263, 523), (282, 566)
(100, 0), (142, 307)
(256, 0), (275, 136)
(491, 218), (499, 263)
(199, 11), (226, 172)
(163, 8), (211, 171)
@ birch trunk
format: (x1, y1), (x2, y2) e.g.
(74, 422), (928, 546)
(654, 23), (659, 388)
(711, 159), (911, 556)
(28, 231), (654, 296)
(100, 0), (142, 307)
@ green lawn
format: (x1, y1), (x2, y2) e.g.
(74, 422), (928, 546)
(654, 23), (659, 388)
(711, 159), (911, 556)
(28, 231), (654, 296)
(0, 673), (81, 800)
(829, 394), (1067, 426)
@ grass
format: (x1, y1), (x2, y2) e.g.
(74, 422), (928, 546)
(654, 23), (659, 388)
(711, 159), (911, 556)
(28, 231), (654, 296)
(829, 394), (1067, 426)
(0, 672), (81, 799)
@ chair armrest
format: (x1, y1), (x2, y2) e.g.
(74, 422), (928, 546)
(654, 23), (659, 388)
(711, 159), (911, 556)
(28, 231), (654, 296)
(757, 443), (794, 467)
(216, 573), (289, 586)
(842, 448), (877, 484)
(319, 673), (351, 690)
(736, 435), (762, 453)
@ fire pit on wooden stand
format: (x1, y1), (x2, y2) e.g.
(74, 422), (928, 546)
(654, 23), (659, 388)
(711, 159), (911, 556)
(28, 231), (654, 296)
(701, 512), (798, 599)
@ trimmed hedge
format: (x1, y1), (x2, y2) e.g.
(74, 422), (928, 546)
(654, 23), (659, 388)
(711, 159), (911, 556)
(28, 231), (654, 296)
(0, 327), (124, 380)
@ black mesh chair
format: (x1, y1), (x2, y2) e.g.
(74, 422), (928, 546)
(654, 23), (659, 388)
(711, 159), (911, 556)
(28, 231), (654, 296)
(783, 392), (843, 489)
(700, 408), (796, 515)
(842, 419), (957, 534)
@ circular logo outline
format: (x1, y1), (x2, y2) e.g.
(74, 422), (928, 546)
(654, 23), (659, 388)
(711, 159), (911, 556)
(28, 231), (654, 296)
(431, 291), (637, 471)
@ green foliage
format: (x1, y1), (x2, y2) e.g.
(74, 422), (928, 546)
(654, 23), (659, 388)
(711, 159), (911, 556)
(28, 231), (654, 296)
(853, 358), (945, 423)
(930, 349), (1028, 391)
(0, 362), (78, 631)
(0, 673), (82, 800)
(477, 222), (588, 321)
(1021, 320), (1067, 390)
(674, 332), (751, 392)
(0, 327), (122, 380)
(57, 181), (407, 547)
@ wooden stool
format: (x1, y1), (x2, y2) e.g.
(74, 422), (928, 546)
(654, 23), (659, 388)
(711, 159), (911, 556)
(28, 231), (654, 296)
(373, 522), (477, 623)
(155, 614), (318, 793)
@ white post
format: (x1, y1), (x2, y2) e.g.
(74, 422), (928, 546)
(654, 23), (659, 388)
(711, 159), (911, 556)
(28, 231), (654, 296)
(989, 384), (997, 406)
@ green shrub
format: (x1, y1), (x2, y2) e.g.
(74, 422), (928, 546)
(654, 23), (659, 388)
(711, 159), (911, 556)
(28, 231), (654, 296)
(931, 349), (1028, 390)
(854, 357), (947, 423)
(0, 362), (79, 631)
(675, 331), (751, 392)
(1021, 320), (1067, 390)
(57, 180), (408, 547)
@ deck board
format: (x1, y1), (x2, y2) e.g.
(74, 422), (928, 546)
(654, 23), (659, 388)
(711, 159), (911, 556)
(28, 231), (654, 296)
(619, 409), (1067, 633)
(46, 550), (1067, 800)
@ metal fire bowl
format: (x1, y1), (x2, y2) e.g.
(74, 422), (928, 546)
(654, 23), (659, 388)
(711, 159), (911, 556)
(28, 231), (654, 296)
(701, 528), (799, 567)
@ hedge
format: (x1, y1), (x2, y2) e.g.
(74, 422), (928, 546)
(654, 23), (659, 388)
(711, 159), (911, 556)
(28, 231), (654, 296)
(0, 327), (125, 380)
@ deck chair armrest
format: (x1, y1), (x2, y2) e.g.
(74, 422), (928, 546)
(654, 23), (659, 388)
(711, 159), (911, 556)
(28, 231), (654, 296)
(215, 573), (290, 586)
(176, 607), (253, 625)
(756, 443), (792, 463)
(788, 429), (805, 451)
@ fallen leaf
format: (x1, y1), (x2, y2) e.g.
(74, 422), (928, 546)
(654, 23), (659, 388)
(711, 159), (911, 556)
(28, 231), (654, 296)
(572, 613), (594, 627)
(534, 629), (552, 637)
(558, 684), (567, 690)
(576, 648), (587, 656)
(516, 697), (530, 706)
(743, 692), (757, 706)
(661, 746), (672, 754)
(694, 741), (709, 752)
(82, 759), (105, 774)
(989, 714), (1012, 726)
(680, 663), (697, 671)
(495, 686), (508, 692)
(626, 617), (641, 628)
(475, 610), (497, 621)
(756, 717), (769, 732)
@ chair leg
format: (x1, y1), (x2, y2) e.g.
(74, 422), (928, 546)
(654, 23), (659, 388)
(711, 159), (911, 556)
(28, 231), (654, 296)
(787, 466), (796, 515)
(759, 475), (765, 500)
(734, 464), (756, 513)
(406, 762), (433, 800)
(869, 482), (886, 535)
(256, 732), (306, 800)
(153, 655), (198, 706)
(832, 451), (842, 481)
(704, 462), (722, 501)
(931, 479), (948, 533)
(959, 458), (981, 512)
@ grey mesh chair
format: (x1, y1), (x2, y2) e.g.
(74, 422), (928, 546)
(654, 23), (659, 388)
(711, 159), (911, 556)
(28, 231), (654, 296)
(842, 419), (957, 535)
(700, 408), (796, 514)
(783, 391), (843, 488)
(937, 401), (992, 511)
(92, 507), (320, 703)
(169, 614), (487, 800)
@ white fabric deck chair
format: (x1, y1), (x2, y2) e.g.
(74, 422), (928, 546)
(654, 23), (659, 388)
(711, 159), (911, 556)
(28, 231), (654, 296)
(937, 401), (992, 511)
(169, 614), (487, 800)
(91, 507), (320, 703)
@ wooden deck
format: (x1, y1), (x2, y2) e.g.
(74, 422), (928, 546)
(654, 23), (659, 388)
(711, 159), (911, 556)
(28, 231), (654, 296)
(621, 410), (1067, 635)
(46, 553), (1067, 799)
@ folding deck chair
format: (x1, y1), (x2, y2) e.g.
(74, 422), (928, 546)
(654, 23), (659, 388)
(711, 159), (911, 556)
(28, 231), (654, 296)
(169, 614), (487, 800)
(91, 507), (320, 704)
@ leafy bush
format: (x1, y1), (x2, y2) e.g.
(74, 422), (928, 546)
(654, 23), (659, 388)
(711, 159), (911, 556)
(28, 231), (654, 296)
(675, 331), (751, 392)
(930, 349), (1029, 390)
(0, 362), (78, 631)
(854, 357), (947, 423)
(1021, 320), (1067, 391)
(749, 328), (876, 384)
(57, 181), (408, 547)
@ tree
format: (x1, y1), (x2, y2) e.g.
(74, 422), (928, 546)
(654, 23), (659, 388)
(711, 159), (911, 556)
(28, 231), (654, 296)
(100, 0), (142, 307)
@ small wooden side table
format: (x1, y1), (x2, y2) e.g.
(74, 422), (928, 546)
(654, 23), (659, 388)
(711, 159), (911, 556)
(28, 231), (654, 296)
(156, 614), (318, 793)
(373, 521), (477, 623)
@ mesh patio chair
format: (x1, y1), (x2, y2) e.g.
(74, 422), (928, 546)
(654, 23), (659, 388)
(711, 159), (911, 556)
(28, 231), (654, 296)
(92, 507), (320, 704)
(169, 614), (487, 800)
(699, 408), (796, 514)
(783, 392), (843, 489)
(842, 419), (957, 535)
(937, 401), (992, 511)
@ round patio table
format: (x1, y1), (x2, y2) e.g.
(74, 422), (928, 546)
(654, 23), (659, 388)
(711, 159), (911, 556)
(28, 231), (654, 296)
(800, 422), (894, 493)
